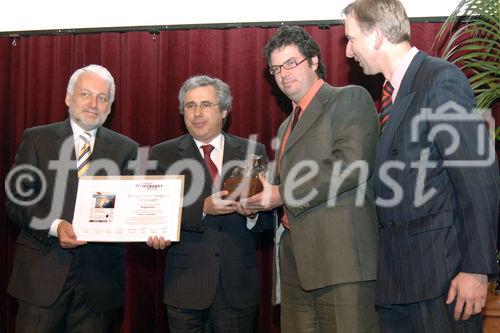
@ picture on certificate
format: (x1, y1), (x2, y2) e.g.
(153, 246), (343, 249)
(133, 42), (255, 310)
(73, 175), (184, 242)
(89, 192), (115, 222)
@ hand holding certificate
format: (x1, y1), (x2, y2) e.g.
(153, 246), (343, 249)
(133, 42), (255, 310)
(72, 176), (184, 242)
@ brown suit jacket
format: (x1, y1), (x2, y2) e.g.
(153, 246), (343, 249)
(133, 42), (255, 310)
(275, 82), (380, 293)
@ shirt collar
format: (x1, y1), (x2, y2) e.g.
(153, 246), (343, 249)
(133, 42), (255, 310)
(293, 78), (325, 111)
(70, 119), (98, 138)
(388, 46), (419, 101)
(193, 133), (224, 153)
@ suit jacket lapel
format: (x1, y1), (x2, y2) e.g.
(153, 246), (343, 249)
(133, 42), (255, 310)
(55, 119), (78, 201)
(222, 133), (245, 182)
(92, 127), (113, 161)
(177, 135), (213, 192)
(377, 52), (426, 164)
(283, 83), (330, 155)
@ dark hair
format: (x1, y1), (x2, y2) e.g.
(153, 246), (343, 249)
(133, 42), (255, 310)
(263, 26), (326, 79)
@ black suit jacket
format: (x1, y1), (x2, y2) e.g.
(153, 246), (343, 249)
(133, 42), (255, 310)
(374, 51), (499, 305)
(149, 133), (273, 310)
(6, 119), (138, 311)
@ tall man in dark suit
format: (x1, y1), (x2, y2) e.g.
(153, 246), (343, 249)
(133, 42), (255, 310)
(5, 64), (138, 332)
(147, 75), (273, 333)
(343, 0), (499, 331)
(243, 26), (380, 332)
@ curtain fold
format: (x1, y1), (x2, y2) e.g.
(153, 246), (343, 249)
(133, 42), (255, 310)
(1, 23), (447, 332)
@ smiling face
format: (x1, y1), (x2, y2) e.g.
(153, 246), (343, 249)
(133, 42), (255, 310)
(270, 44), (319, 104)
(183, 85), (227, 143)
(344, 14), (379, 75)
(66, 72), (111, 131)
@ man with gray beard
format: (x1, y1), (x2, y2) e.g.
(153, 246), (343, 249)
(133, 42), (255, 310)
(6, 64), (138, 332)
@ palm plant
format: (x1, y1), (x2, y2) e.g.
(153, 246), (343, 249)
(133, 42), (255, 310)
(435, 1), (500, 299)
(433, 0), (499, 109)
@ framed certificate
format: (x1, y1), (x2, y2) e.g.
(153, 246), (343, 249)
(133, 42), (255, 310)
(73, 175), (184, 242)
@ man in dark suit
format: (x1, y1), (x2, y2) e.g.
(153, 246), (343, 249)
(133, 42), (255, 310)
(343, 0), (499, 331)
(243, 26), (380, 332)
(147, 75), (273, 333)
(5, 64), (138, 332)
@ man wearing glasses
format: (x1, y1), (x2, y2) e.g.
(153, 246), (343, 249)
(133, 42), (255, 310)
(147, 75), (273, 332)
(242, 26), (380, 332)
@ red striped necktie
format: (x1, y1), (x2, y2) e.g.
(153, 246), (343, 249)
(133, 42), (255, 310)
(379, 80), (394, 130)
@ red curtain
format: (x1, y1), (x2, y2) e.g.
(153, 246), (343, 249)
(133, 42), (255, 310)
(0, 23), (444, 332)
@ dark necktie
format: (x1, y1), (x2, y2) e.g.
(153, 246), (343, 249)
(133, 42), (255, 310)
(290, 105), (302, 132)
(77, 132), (92, 177)
(201, 144), (219, 182)
(276, 105), (303, 177)
(379, 81), (394, 130)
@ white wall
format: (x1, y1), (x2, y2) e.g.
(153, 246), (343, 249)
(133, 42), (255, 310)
(1, 0), (461, 33)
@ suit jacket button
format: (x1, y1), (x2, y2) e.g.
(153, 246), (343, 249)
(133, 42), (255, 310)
(378, 224), (383, 230)
(215, 253), (220, 257)
(391, 148), (398, 156)
(218, 226), (223, 231)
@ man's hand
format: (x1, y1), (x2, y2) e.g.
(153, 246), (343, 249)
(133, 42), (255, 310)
(203, 191), (238, 216)
(240, 174), (283, 211)
(147, 236), (172, 250)
(57, 221), (87, 249)
(236, 202), (257, 218)
(446, 272), (488, 320)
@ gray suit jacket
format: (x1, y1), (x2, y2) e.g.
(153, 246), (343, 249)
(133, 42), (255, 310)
(150, 133), (273, 310)
(275, 82), (380, 292)
(374, 51), (499, 305)
(6, 119), (138, 311)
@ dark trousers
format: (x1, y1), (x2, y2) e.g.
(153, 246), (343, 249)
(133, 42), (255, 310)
(166, 276), (257, 333)
(279, 230), (380, 333)
(378, 296), (483, 333)
(15, 260), (112, 333)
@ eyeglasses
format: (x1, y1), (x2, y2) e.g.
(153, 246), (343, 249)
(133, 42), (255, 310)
(184, 101), (219, 112)
(269, 57), (309, 75)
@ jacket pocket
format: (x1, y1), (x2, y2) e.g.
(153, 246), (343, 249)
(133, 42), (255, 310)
(408, 210), (453, 235)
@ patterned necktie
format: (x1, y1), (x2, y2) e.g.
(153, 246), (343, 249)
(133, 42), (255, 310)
(379, 80), (394, 130)
(201, 144), (219, 182)
(290, 105), (302, 132)
(77, 132), (92, 177)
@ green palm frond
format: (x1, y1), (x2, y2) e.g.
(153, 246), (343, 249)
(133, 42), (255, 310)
(434, 0), (499, 109)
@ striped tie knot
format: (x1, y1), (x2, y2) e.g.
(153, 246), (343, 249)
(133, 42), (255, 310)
(77, 132), (92, 177)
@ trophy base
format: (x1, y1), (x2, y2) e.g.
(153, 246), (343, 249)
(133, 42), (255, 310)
(223, 176), (263, 200)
